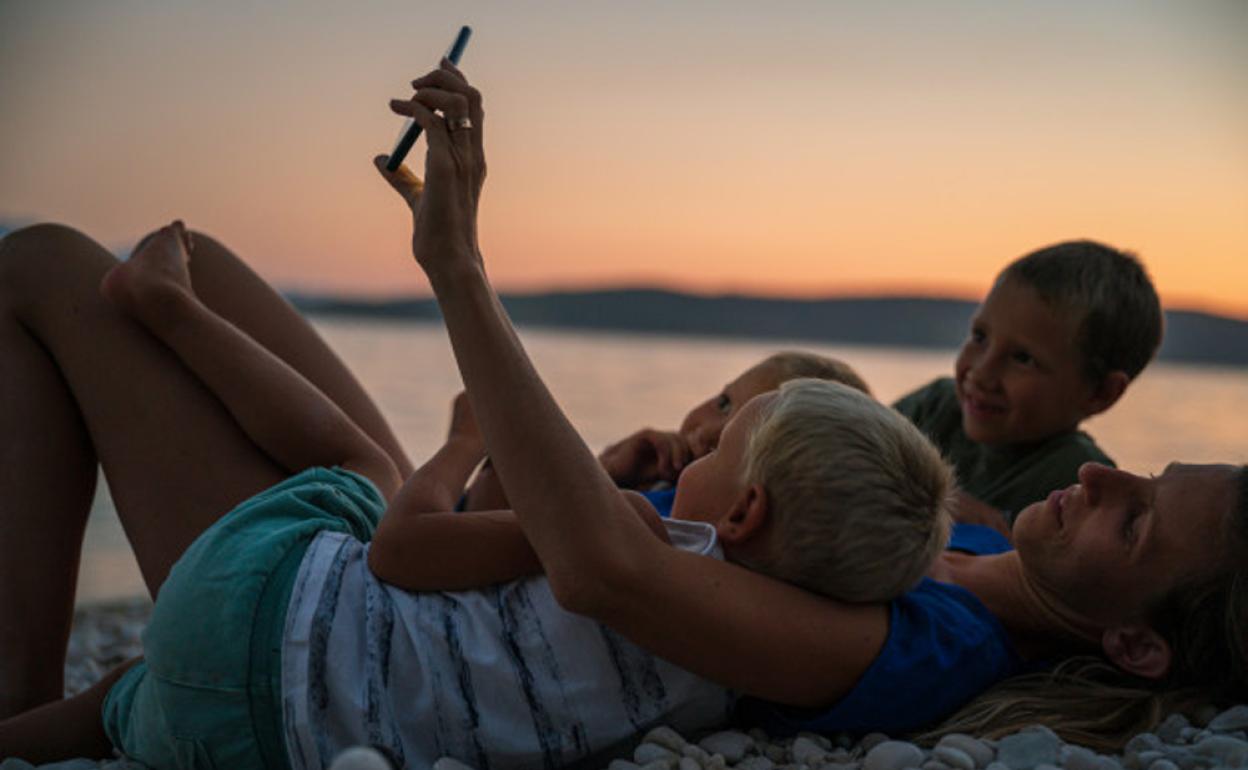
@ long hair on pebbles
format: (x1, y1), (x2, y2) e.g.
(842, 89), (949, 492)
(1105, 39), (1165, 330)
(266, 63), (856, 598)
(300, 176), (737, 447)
(918, 466), (1248, 753)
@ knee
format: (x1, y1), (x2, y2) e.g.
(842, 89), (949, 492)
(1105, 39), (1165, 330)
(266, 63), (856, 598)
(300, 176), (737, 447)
(0, 223), (115, 303)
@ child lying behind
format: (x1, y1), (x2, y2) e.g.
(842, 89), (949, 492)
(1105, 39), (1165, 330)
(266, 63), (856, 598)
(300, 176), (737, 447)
(462, 351), (871, 515)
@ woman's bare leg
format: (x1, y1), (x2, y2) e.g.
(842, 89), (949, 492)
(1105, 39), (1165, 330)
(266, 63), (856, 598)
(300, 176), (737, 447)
(185, 231), (415, 477)
(0, 224), (287, 715)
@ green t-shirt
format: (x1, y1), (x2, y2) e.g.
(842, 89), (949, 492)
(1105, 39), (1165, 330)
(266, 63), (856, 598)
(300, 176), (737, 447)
(893, 377), (1114, 523)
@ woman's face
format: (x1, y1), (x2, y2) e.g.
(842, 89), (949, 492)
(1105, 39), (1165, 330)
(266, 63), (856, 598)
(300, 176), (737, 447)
(1012, 462), (1241, 626)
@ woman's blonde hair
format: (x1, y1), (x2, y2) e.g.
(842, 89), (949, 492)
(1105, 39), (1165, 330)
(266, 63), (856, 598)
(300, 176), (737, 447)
(917, 466), (1248, 752)
(737, 379), (953, 603)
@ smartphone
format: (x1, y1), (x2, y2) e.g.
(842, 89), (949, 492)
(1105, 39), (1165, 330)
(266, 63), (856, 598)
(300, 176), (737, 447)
(386, 25), (473, 172)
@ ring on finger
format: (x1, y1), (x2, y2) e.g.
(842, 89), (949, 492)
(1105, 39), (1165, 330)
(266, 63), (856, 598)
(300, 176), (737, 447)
(446, 115), (473, 132)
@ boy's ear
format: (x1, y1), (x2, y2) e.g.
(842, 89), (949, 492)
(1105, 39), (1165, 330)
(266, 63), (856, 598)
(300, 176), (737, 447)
(1083, 370), (1130, 418)
(716, 484), (769, 546)
(1101, 624), (1171, 680)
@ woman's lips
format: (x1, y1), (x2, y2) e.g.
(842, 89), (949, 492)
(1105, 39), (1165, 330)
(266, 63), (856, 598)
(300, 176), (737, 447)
(1047, 488), (1068, 529)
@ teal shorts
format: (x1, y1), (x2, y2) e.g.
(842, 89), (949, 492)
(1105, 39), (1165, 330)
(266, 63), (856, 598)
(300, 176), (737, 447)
(102, 467), (384, 770)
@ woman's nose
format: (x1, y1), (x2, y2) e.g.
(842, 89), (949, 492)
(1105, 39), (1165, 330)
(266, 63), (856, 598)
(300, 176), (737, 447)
(1077, 462), (1136, 507)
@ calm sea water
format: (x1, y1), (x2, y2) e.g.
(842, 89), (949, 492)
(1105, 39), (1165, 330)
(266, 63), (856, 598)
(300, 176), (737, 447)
(76, 318), (1248, 603)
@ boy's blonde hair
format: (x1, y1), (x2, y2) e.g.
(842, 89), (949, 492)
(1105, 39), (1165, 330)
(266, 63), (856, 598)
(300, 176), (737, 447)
(763, 351), (871, 396)
(738, 379), (953, 603)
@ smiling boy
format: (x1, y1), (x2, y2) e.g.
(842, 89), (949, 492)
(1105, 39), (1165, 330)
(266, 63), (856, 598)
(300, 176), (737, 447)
(894, 240), (1163, 530)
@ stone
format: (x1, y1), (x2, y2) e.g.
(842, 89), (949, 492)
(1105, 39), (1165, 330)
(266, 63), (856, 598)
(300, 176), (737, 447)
(861, 734), (893, 754)
(793, 736), (829, 766)
(679, 758), (701, 770)
(609, 762), (643, 770)
(646, 726), (689, 752)
(1178, 728), (1199, 744)
(1125, 735), (1163, 755)
(331, 749), (395, 770)
(640, 761), (678, 770)
(1059, 744), (1102, 770)
(737, 758), (777, 770)
(938, 735), (996, 768)
(768, 746), (791, 763)
(863, 741), (926, 770)
(933, 745), (977, 770)
(1146, 761), (1179, 770)
(699, 731), (755, 764)
(635, 744), (679, 765)
(1191, 735), (1248, 767)
(800, 733), (834, 751)
(922, 761), (953, 770)
(1156, 714), (1191, 744)
(818, 763), (858, 770)
(682, 745), (711, 762)
(984, 762), (1010, 770)
(1034, 765), (1062, 770)
(997, 730), (1061, 770)
(1208, 706), (1248, 734)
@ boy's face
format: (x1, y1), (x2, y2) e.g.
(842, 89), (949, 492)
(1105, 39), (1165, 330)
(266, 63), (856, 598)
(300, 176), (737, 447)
(679, 361), (781, 458)
(671, 392), (775, 525)
(955, 279), (1098, 446)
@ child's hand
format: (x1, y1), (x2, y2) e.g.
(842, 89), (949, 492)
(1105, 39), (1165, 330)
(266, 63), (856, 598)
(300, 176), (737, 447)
(374, 59), (485, 282)
(599, 429), (694, 489)
(447, 391), (484, 453)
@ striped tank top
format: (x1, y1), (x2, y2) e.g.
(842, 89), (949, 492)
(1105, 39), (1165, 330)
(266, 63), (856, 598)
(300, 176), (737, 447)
(280, 519), (735, 770)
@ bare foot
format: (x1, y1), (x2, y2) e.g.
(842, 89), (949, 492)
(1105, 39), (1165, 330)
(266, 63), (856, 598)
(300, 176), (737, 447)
(100, 221), (197, 327)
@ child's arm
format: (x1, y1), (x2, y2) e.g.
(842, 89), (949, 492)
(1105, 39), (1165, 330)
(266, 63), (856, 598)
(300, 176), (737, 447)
(462, 427), (690, 511)
(102, 223), (401, 498)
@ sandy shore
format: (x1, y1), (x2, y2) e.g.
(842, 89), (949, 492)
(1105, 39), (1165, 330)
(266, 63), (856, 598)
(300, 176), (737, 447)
(7, 602), (1247, 770)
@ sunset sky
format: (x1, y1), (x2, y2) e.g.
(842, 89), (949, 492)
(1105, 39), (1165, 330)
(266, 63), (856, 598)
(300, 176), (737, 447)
(2, 1), (1245, 316)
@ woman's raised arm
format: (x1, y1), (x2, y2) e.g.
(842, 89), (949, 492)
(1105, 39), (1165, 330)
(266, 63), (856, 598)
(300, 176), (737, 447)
(376, 61), (888, 706)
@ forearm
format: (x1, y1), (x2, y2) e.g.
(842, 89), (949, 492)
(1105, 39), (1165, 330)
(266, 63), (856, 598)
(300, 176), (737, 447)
(145, 291), (399, 493)
(462, 462), (510, 511)
(428, 263), (647, 596)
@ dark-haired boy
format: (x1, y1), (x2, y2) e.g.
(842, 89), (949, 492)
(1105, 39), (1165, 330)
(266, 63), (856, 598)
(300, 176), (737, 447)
(894, 240), (1163, 531)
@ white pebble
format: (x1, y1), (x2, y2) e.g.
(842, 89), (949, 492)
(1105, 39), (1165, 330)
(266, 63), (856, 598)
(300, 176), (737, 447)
(1208, 705), (1248, 734)
(640, 760), (678, 770)
(938, 735), (995, 768)
(1146, 761), (1179, 770)
(792, 736), (828, 766)
(699, 731), (755, 764)
(861, 734), (892, 753)
(934, 746), (977, 770)
(736, 758), (776, 770)
(679, 758), (701, 770)
(430, 758), (473, 770)
(329, 747), (394, 770)
(646, 726), (689, 752)
(1155, 714), (1191, 744)
(1191, 735), (1248, 767)
(997, 729), (1061, 770)
(863, 741), (925, 770)
(683, 744), (711, 762)
(635, 744), (679, 765)
(922, 761), (953, 770)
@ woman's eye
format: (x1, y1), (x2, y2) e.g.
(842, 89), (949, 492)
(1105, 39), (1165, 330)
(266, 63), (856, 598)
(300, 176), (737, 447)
(1122, 505), (1143, 542)
(1012, 350), (1034, 366)
(716, 393), (731, 414)
(969, 328), (986, 344)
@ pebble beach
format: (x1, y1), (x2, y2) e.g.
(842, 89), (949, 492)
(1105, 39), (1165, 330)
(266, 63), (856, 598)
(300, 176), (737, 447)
(5, 602), (1248, 770)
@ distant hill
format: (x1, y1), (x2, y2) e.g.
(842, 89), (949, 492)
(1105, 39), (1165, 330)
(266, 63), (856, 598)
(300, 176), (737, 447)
(287, 288), (1248, 369)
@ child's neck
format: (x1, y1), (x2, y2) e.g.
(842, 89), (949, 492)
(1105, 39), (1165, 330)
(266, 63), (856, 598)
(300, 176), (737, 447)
(935, 551), (1102, 661)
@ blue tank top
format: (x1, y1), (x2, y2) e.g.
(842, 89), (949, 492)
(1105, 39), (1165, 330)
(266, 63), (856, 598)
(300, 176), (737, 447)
(737, 523), (1022, 735)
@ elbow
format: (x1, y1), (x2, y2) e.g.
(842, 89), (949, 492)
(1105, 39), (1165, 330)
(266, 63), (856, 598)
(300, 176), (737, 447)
(544, 551), (637, 619)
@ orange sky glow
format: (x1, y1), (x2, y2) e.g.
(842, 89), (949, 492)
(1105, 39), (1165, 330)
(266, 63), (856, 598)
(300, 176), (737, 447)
(2, 2), (1245, 317)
